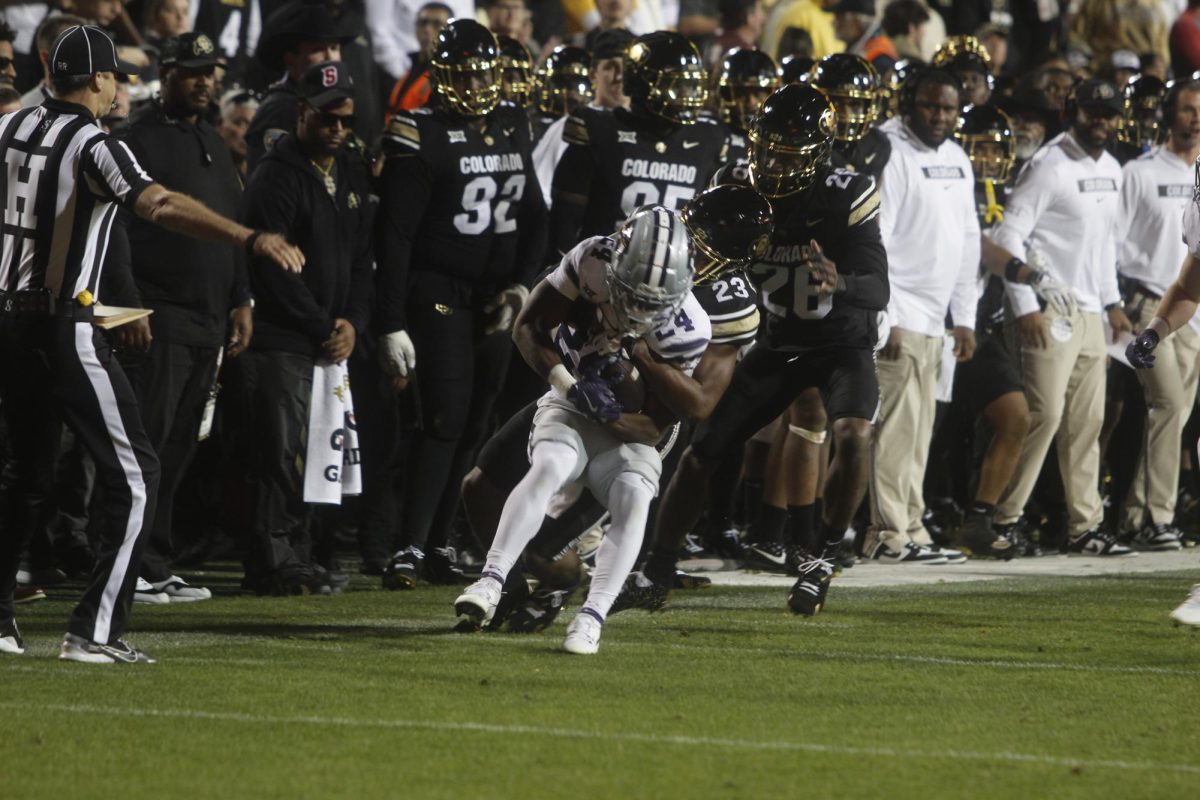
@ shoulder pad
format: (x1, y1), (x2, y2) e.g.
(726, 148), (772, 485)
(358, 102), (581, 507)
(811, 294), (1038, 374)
(384, 114), (421, 150)
(564, 114), (590, 146)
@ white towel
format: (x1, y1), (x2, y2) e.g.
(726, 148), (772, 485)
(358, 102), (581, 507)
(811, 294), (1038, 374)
(303, 360), (362, 504)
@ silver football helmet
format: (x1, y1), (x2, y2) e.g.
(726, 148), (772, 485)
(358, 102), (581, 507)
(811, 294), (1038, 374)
(607, 206), (694, 335)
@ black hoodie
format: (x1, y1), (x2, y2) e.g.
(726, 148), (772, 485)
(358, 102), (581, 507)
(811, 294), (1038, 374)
(243, 132), (374, 357)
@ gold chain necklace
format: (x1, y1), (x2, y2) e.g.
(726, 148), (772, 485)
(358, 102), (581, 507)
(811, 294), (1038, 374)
(311, 158), (336, 197)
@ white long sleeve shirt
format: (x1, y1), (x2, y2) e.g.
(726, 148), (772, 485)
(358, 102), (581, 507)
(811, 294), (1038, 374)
(991, 131), (1122, 317)
(878, 117), (980, 337)
(365, 0), (475, 81)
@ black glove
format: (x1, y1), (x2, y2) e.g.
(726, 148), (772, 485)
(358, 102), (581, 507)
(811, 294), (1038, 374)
(1125, 328), (1159, 369)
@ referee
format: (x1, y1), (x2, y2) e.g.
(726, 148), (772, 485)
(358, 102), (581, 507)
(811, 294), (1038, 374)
(0, 25), (303, 663)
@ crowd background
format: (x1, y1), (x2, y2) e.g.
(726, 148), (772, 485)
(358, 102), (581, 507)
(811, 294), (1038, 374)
(3, 0), (1200, 612)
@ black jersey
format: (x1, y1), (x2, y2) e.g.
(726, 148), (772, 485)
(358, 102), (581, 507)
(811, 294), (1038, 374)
(375, 104), (546, 333)
(974, 180), (1011, 334)
(692, 269), (760, 347)
(551, 106), (728, 244)
(716, 160), (888, 351)
(831, 128), (891, 180)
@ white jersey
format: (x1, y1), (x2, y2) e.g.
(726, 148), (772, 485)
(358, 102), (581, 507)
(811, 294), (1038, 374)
(543, 235), (711, 406)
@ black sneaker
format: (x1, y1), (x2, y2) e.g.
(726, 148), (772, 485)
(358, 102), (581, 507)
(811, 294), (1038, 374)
(506, 587), (573, 633)
(1, 620), (24, 654)
(708, 527), (746, 559)
(1066, 528), (1136, 557)
(1132, 523), (1183, 552)
(744, 541), (789, 572)
(60, 633), (155, 664)
(673, 569), (711, 589)
(382, 546), (423, 590)
(424, 546), (471, 585)
(958, 514), (1018, 560)
(787, 552), (834, 617)
(997, 521), (1043, 557)
(609, 571), (670, 614)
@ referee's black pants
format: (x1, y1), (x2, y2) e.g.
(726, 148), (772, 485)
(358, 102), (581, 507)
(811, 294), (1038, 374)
(122, 340), (220, 583)
(0, 315), (160, 644)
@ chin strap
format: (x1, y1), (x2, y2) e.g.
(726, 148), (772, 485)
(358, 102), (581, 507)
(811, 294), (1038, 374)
(983, 179), (1004, 225)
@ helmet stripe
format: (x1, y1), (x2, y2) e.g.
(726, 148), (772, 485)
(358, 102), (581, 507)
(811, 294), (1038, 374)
(648, 207), (671, 287)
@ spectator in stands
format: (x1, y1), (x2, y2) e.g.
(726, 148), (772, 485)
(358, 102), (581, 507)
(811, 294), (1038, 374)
(487, 0), (530, 41)
(0, 20), (17, 87)
(1139, 51), (1167, 79)
(144, 0), (192, 43)
(217, 88), (259, 177)
(1031, 65), (1075, 112)
(1170, 0), (1200, 77)
(762, 0), (840, 62)
(832, 0), (898, 75)
(367, 0), (473, 84)
(1106, 49), (1141, 86)
(1072, 0), (1169, 73)
(881, 0), (929, 62)
(578, 0), (635, 50)
(704, 0), (767, 65)
(976, 22), (1009, 76)
(385, 1), (451, 119)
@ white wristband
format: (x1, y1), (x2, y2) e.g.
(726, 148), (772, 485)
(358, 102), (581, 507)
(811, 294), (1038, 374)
(548, 364), (577, 394)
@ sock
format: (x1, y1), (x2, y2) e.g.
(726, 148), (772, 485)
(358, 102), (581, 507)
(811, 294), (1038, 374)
(581, 475), (655, 620)
(787, 504), (816, 553)
(968, 501), (996, 518)
(482, 440), (578, 584)
(751, 503), (786, 547)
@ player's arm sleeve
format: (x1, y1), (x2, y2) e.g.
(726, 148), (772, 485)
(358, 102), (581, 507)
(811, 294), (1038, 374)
(837, 178), (889, 311)
(991, 159), (1054, 317)
(950, 186), (981, 328)
(374, 138), (433, 333)
(83, 137), (154, 209)
(243, 169), (337, 343)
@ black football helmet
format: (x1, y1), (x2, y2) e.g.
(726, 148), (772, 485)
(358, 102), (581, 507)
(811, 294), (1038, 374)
(955, 105), (1016, 183)
(1117, 74), (1167, 149)
(878, 57), (924, 120)
(713, 48), (781, 133)
(624, 31), (708, 124)
(931, 36), (991, 76)
(808, 53), (879, 143)
(498, 35), (535, 108)
(747, 84), (836, 198)
(780, 55), (815, 86)
(681, 184), (774, 284)
(430, 19), (501, 118)
(536, 45), (593, 117)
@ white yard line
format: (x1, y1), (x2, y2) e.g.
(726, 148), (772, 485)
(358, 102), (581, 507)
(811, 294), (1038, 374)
(2, 700), (1197, 776)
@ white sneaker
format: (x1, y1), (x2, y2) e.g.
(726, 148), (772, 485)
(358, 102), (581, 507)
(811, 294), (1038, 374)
(0, 620), (24, 655)
(134, 577), (170, 605)
(562, 611), (603, 655)
(454, 577), (502, 627)
(1169, 584), (1200, 627)
(151, 576), (212, 602)
(60, 632), (155, 664)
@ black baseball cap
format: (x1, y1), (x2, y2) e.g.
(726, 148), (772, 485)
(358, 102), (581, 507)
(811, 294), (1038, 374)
(49, 25), (138, 77)
(829, 0), (874, 14)
(298, 60), (353, 108)
(592, 28), (634, 60)
(257, 1), (358, 71)
(159, 32), (225, 70)
(1074, 78), (1123, 114)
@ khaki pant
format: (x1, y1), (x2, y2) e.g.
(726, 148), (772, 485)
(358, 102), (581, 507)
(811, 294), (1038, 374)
(871, 328), (943, 544)
(997, 309), (1106, 535)
(1124, 302), (1200, 528)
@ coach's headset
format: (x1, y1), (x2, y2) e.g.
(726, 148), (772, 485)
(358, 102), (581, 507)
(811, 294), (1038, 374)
(897, 65), (964, 118)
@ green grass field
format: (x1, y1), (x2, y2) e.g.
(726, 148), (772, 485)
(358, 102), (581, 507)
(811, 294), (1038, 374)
(4, 567), (1199, 799)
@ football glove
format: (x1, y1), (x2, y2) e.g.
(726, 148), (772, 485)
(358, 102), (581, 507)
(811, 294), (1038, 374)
(483, 284), (529, 335)
(568, 377), (621, 423)
(380, 330), (416, 377)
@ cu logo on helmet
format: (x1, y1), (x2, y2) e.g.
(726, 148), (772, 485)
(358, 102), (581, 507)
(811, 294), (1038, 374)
(322, 66), (338, 87)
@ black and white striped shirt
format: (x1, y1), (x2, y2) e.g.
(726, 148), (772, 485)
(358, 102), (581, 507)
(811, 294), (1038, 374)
(0, 98), (152, 299)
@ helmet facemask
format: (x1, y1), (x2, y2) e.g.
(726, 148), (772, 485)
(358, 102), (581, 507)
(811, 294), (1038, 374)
(721, 83), (775, 131)
(748, 128), (830, 197)
(962, 136), (1014, 183)
(827, 90), (876, 142)
(500, 58), (535, 107)
(433, 57), (501, 117)
(538, 66), (594, 116)
(645, 65), (709, 123)
(1117, 100), (1163, 149)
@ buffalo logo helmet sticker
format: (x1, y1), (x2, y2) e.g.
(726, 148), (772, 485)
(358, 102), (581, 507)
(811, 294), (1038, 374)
(1097, 83), (1114, 99)
(193, 34), (214, 55)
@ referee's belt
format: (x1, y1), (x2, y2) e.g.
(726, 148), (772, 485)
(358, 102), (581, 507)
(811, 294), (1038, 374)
(0, 289), (55, 316)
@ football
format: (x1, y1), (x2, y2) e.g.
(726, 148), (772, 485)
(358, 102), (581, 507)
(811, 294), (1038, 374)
(609, 357), (646, 413)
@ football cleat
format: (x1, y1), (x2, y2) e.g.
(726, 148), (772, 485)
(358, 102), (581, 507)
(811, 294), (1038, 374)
(454, 577), (504, 628)
(673, 569), (711, 589)
(609, 571), (670, 614)
(787, 552), (834, 617)
(745, 541), (788, 572)
(958, 514), (1018, 560)
(506, 587), (573, 633)
(1066, 528), (1136, 557)
(382, 546), (424, 590)
(1170, 584), (1200, 627)
(562, 611), (603, 655)
(60, 633), (155, 664)
(424, 546), (472, 585)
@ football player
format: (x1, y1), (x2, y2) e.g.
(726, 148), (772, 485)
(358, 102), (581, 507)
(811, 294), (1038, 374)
(460, 183), (772, 632)
(498, 35), (536, 110)
(454, 207), (707, 654)
(810, 53), (891, 179)
(930, 36), (993, 108)
(630, 84), (888, 617)
(548, 31), (729, 253)
(1113, 75), (1167, 165)
(375, 19), (546, 589)
(533, 45), (594, 144)
(711, 47), (780, 163)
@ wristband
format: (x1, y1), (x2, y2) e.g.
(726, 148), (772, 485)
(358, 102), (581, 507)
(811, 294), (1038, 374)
(548, 363), (577, 395)
(245, 231), (262, 253)
(1004, 257), (1024, 282)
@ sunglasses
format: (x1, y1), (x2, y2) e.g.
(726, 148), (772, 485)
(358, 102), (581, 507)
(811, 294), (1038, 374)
(308, 104), (355, 129)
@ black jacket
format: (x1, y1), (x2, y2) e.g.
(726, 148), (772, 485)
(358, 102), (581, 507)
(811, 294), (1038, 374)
(243, 133), (374, 357)
(244, 76), (298, 176)
(117, 101), (250, 346)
